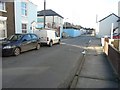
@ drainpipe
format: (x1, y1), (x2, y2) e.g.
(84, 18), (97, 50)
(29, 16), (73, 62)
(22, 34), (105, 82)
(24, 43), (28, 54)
(44, 0), (46, 28)
(111, 23), (114, 39)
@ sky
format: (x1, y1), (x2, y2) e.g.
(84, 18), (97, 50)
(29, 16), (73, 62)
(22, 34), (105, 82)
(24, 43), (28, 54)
(30, 0), (120, 28)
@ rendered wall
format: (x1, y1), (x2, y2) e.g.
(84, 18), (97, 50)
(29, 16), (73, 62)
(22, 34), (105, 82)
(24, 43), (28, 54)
(96, 15), (118, 38)
(63, 29), (81, 37)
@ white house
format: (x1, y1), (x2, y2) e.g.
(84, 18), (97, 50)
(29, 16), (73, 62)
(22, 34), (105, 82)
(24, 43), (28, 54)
(96, 13), (119, 38)
(0, 0), (37, 39)
(14, 0), (37, 34)
(0, 0), (7, 39)
(118, 1), (120, 51)
(37, 9), (64, 38)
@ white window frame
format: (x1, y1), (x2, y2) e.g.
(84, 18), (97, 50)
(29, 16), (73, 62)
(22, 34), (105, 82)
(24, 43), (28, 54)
(0, 20), (7, 39)
(21, 2), (27, 16)
(22, 23), (27, 33)
(0, 1), (6, 12)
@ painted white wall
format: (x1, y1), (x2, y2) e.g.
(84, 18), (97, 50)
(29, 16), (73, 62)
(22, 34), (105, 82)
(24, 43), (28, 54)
(37, 15), (63, 38)
(96, 14), (118, 38)
(118, 1), (120, 51)
(28, 2), (37, 33)
(14, 0), (37, 33)
(118, 1), (120, 16)
(14, 0), (22, 33)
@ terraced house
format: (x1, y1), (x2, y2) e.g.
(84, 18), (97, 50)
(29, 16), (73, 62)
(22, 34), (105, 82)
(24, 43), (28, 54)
(0, 0), (37, 39)
(0, 0), (7, 39)
(37, 9), (64, 38)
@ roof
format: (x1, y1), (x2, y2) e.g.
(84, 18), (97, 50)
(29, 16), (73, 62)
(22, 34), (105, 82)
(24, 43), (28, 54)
(117, 18), (120, 22)
(99, 13), (119, 22)
(37, 9), (64, 19)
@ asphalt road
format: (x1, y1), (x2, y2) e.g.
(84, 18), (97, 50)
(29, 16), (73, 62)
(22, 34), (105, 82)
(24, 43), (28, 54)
(2, 36), (90, 88)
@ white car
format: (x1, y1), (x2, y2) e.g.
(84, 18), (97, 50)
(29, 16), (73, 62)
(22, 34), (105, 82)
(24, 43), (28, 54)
(34, 29), (60, 47)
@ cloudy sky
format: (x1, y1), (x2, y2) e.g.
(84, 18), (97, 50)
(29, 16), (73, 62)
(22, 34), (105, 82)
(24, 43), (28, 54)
(30, 0), (120, 28)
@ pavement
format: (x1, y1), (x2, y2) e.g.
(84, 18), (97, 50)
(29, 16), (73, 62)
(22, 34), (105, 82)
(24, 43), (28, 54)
(74, 36), (119, 88)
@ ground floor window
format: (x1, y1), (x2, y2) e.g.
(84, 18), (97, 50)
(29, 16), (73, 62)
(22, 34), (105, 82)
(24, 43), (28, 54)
(0, 20), (6, 39)
(22, 23), (27, 33)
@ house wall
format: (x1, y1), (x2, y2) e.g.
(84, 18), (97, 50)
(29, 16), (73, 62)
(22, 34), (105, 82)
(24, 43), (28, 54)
(96, 15), (118, 38)
(37, 16), (63, 28)
(63, 29), (81, 37)
(118, 1), (120, 51)
(118, 1), (120, 16)
(27, 1), (37, 33)
(0, 1), (7, 39)
(14, 0), (37, 33)
(5, 2), (15, 37)
(37, 15), (63, 38)
(14, 0), (22, 33)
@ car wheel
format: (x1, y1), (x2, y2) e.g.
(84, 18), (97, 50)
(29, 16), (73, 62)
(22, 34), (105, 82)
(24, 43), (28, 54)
(14, 47), (20, 56)
(49, 41), (53, 47)
(36, 43), (40, 50)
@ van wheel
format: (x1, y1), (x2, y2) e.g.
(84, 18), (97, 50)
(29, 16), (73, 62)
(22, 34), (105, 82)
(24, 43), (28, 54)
(49, 41), (53, 47)
(36, 43), (40, 50)
(58, 39), (61, 44)
(14, 47), (20, 56)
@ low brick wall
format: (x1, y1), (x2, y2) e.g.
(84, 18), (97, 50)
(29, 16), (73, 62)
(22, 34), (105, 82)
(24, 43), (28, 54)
(103, 38), (120, 77)
(108, 45), (120, 76)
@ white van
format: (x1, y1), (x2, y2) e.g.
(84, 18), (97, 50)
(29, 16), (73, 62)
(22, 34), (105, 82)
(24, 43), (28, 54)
(34, 29), (60, 47)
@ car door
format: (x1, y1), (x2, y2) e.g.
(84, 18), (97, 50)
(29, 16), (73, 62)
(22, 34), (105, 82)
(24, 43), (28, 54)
(20, 34), (32, 52)
(30, 34), (39, 49)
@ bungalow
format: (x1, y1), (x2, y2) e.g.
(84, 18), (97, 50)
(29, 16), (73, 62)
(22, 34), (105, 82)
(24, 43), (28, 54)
(0, 0), (37, 38)
(96, 13), (119, 38)
(37, 9), (64, 37)
(0, 0), (7, 39)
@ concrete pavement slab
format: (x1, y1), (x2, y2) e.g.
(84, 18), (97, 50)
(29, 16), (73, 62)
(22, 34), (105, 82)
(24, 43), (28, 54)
(79, 54), (116, 80)
(75, 36), (119, 88)
(76, 77), (118, 88)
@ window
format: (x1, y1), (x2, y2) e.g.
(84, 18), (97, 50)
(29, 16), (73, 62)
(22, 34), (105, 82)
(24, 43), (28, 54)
(31, 34), (38, 39)
(37, 18), (44, 23)
(22, 24), (27, 33)
(0, 20), (6, 38)
(21, 2), (27, 16)
(55, 32), (59, 37)
(0, 1), (5, 11)
(22, 35), (31, 41)
(8, 34), (22, 41)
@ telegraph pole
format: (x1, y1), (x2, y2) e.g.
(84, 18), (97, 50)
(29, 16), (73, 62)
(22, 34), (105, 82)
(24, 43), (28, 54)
(44, 0), (46, 28)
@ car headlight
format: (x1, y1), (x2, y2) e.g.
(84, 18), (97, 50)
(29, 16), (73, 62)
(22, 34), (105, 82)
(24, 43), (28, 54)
(3, 45), (16, 49)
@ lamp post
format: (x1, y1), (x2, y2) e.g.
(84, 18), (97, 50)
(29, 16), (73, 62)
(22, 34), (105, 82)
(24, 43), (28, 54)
(44, 0), (46, 28)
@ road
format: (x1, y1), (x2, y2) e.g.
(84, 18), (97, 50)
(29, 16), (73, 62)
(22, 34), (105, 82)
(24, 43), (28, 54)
(2, 36), (90, 88)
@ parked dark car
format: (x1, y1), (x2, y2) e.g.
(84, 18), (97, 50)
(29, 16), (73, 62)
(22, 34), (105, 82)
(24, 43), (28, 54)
(1, 33), (41, 56)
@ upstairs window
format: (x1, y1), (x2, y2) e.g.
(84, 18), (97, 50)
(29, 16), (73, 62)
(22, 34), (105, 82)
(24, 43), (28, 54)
(21, 2), (27, 16)
(0, 1), (6, 11)
(37, 18), (44, 23)
(22, 24), (27, 33)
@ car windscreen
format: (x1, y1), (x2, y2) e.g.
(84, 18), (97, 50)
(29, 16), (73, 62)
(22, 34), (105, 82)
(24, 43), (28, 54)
(7, 35), (22, 41)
